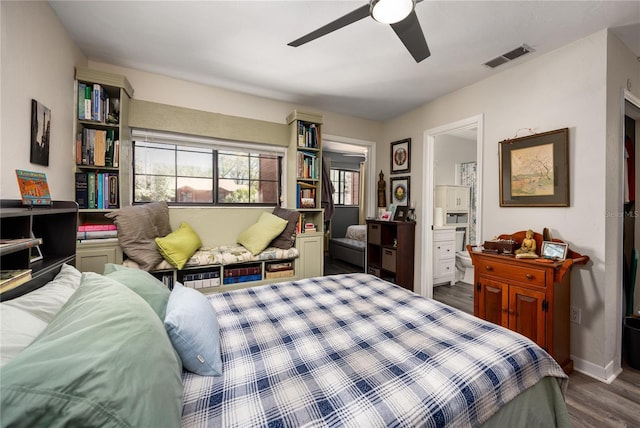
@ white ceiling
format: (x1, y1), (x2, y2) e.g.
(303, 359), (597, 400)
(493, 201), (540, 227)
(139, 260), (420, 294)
(49, 1), (640, 122)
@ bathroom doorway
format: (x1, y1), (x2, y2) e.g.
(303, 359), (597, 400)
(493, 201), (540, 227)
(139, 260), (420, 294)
(420, 115), (483, 307)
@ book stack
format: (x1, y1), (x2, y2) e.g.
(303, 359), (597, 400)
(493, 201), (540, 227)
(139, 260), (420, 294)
(265, 261), (294, 279)
(0, 269), (32, 293)
(296, 182), (317, 209)
(76, 128), (119, 167)
(297, 122), (319, 148)
(182, 270), (221, 289)
(223, 264), (262, 284)
(304, 223), (317, 233)
(76, 224), (118, 241)
(77, 83), (114, 124)
(75, 172), (119, 209)
(296, 151), (318, 179)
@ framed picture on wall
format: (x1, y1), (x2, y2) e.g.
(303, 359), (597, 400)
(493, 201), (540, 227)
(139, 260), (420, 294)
(390, 176), (410, 206)
(499, 128), (569, 207)
(390, 138), (410, 174)
(30, 99), (51, 166)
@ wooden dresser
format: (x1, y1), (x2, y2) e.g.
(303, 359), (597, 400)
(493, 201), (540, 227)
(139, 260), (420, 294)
(468, 246), (585, 374)
(366, 220), (415, 291)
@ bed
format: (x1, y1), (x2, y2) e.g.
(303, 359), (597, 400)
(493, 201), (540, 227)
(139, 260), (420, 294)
(329, 224), (367, 268)
(1, 266), (569, 427)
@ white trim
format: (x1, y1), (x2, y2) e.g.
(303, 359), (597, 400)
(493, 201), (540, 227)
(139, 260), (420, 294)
(572, 354), (622, 384)
(421, 115), (484, 299)
(323, 134), (377, 219)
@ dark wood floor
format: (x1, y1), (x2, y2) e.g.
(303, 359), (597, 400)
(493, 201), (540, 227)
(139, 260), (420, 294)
(324, 257), (640, 426)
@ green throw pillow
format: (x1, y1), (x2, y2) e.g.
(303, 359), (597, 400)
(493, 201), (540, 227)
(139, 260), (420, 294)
(237, 212), (288, 255)
(155, 222), (202, 270)
(104, 263), (171, 319)
(0, 272), (183, 428)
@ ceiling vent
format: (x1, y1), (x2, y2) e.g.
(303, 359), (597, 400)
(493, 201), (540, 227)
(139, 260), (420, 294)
(483, 44), (534, 68)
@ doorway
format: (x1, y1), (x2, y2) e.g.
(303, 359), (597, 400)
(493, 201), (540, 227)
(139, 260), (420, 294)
(420, 115), (484, 301)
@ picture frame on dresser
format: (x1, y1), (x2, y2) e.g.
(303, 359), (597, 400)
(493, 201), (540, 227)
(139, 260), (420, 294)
(499, 128), (569, 207)
(390, 138), (410, 174)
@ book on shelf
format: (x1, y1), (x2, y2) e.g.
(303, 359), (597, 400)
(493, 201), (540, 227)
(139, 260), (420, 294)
(76, 230), (118, 240)
(78, 224), (117, 232)
(265, 269), (294, 279)
(93, 130), (107, 166)
(223, 274), (262, 284)
(76, 172), (118, 210)
(83, 84), (92, 120)
(182, 271), (221, 289)
(0, 269), (32, 293)
(265, 261), (293, 272)
(15, 170), (51, 206)
(0, 238), (42, 256)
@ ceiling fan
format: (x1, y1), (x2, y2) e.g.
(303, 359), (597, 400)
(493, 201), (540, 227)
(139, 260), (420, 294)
(287, 0), (430, 63)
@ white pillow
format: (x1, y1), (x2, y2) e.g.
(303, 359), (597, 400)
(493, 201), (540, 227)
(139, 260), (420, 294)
(0, 306), (47, 367)
(0, 264), (82, 366)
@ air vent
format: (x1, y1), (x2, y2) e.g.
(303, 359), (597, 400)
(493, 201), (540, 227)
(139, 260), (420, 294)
(483, 44), (534, 68)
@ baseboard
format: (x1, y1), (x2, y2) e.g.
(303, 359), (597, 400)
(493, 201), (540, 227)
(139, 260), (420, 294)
(571, 354), (622, 384)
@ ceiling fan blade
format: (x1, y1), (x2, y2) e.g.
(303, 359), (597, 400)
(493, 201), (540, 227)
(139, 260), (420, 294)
(390, 10), (430, 62)
(288, 4), (370, 47)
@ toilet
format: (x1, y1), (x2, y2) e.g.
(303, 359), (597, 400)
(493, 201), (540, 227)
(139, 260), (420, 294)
(455, 230), (474, 285)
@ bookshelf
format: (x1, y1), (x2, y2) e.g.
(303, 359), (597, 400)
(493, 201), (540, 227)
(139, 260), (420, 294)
(287, 110), (324, 278)
(287, 110), (324, 231)
(0, 200), (78, 300)
(73, 67), (133, 271)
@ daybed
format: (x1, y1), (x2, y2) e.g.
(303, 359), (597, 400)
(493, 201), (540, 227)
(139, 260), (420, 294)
(329, 224), (366, 269)
(1, 264), (570, 427)
(105, 202), (302, 289)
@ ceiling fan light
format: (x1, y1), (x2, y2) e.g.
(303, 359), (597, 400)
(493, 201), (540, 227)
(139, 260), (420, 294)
(371, 0), (415, 24)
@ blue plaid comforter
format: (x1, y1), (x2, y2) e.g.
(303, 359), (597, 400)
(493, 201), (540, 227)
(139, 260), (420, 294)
(181, 273), (567, 427)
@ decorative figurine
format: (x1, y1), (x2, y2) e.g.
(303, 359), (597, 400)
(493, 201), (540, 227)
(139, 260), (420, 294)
(515, 229), (537, 254)
(377, 170), (387, 208)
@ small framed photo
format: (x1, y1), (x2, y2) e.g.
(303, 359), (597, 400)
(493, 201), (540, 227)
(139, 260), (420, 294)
(390, 176), (410, 206)
(393, 205), (409, 221)
(541, 241), (568, 261)
(390, 138), (410, 174)
(380, 211), (392, 221)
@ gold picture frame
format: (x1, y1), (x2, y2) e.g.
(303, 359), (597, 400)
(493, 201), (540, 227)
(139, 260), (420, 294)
(499, 128), (569, 207)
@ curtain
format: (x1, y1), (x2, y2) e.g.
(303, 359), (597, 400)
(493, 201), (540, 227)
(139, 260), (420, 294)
(459, 162), (477, 244)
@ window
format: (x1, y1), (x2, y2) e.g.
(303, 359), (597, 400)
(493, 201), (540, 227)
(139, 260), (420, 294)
(132, 131), (282, 205)
(330, 168), (360, 205)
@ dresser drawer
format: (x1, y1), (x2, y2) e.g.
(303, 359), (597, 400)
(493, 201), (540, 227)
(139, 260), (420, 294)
(434, 241), (455, 260)
(435, 258), (455, 278)
(382, 248), (397, 272)
(368, 223), (381, 245)
(479, 260), (546, 286)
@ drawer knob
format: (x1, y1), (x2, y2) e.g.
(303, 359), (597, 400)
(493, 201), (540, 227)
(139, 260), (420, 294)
(485, 265), (493, 271)
(525, 273), (533, 280)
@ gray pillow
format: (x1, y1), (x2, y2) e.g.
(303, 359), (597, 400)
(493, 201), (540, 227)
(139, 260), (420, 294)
(105, 202), (171, 271)
(269, 207), (299, 249)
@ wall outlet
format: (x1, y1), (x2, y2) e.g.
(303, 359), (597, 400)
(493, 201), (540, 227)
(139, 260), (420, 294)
(570, 306), (581, 324)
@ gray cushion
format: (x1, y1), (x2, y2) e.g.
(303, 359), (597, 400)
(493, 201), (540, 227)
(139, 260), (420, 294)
(270, 207), (299, 249)
(105, 202), (171, 270)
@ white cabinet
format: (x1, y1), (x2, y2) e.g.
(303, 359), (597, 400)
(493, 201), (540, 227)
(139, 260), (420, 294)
(436, 185), (470, 212)
(433, 227), (456, 286)
(435, 185), (470, 248)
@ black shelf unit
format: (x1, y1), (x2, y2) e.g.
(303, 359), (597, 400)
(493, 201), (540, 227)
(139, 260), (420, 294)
(1, 200), (78, 300)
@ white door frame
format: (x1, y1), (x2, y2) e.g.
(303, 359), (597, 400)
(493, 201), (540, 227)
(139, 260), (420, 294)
(323, 134), (377, 219)
(419, 115), (484, 298)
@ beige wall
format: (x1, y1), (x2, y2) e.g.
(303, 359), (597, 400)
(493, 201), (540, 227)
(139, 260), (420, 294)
(0, 1), (86, 200)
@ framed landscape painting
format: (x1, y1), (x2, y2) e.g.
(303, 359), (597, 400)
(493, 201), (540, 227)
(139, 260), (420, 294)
(499, 128), (569, 207)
